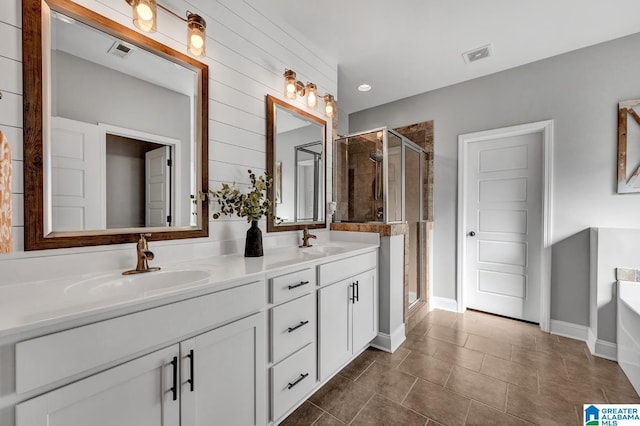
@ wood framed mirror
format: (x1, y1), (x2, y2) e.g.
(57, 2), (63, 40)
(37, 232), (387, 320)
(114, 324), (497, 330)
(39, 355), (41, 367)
(22, 0), (208, 250)
(266, 95), (327, 232)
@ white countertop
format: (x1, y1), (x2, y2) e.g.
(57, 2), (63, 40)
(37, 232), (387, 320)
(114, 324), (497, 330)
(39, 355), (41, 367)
(0, 241), (378, 338)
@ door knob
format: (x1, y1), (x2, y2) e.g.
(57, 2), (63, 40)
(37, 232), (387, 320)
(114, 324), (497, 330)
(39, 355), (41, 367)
(468, 231), (476, 237)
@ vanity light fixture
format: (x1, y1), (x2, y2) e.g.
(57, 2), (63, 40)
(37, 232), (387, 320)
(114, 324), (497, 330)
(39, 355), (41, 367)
(127, 0), (157, 32)
(284, 69), (305, 100)
(323, 94), (336, 118)
(125, 0), (207, 57)
(306, 82), (318, 109)
(283, 69), (336, 117)
(187, 13), (206, 57)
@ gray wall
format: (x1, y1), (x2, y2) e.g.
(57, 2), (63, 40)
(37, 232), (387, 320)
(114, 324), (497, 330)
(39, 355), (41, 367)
(350, 32), (640, 326)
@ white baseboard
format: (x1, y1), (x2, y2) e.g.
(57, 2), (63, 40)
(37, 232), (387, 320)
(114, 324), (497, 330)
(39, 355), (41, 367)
(587, 327), (617, 360)
(431, 297), (458, 312)
(371, 324), (406, 353)
(551, 322), (618, 361)
(550, 319), (589, 341)
(594, 340), (617, 361)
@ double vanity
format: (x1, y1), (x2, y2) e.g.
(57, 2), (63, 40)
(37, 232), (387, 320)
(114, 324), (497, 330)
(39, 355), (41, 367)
(0, 234), (380, 426)
(6, 2), (384, 425)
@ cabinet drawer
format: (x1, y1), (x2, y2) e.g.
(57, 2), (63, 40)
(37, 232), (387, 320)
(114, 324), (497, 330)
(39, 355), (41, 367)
(271, 344), (316, 422)
(319, 250), (377, 286)
(271, 294), (315, 363)
(270, 267), (315, 304)
(15, 279), (265, 394)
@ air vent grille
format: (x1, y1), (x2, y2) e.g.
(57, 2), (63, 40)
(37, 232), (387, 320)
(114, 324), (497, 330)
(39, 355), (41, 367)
(462, 44), (493, 64)
(108, 41), (135, 59)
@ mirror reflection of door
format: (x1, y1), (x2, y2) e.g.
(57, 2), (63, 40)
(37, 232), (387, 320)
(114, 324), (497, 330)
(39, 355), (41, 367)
(295, 143), (323, 221)
(50, 117), (105, 231)
(145, 146), (171, 227)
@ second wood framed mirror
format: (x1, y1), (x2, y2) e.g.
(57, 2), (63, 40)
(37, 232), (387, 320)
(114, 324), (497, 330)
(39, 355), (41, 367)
(266, 95), (327, 233)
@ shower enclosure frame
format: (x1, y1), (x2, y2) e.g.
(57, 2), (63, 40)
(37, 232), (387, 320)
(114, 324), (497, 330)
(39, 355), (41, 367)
(333, 127), (428, 311)
(333, 127), (425, 225)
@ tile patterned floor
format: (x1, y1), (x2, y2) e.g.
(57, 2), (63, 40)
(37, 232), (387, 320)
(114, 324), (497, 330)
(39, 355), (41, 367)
(281, 309), (640, 426)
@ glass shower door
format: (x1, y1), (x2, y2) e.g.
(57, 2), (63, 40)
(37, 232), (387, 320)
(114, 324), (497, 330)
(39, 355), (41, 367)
(404, 143), (423, 307)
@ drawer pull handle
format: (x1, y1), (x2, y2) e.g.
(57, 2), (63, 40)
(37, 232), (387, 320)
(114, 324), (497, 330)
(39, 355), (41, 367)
(287, 320), (310, 333)
(287, 373), (309, 390)
(187, 349), (195, 392)
(355, 280), (360, 302)
(170, 356), (178, 401)
(288, 280), (310, 290)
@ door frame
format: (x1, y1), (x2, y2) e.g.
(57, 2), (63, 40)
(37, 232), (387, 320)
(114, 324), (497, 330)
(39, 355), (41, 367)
(98, 123), (182, 227)
(456, 120), (554, 332)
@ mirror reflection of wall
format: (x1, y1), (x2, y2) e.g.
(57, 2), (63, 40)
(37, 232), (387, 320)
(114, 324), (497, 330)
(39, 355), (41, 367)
(274, 107), (324, 224)
(49, 10), (195, 233)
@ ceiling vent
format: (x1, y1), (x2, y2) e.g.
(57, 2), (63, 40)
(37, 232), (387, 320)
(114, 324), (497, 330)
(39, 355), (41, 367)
(462, 43), (493, 64)
(108, 41), (135, 59)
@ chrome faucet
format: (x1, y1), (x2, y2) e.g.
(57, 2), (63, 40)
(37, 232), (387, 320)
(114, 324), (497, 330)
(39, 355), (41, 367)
(123, 233), (161, 275)
(299, 227), (317, 248)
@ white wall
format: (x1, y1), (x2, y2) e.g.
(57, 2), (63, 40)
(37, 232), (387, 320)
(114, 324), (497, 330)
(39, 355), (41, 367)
(350, 31), (640, 326)
(0, 0), (336, 285)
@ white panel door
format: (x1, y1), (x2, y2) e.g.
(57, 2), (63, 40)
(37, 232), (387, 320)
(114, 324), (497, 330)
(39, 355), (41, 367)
(50, 117), (104, 231)
(145, 146), (171, 226)
(180, 312), (266, 426)
(16, 344), (180, 426)
(465, 133), (543, 322)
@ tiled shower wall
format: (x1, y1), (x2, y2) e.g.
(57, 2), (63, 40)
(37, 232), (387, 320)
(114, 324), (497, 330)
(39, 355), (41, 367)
(0, 0), (337, 285)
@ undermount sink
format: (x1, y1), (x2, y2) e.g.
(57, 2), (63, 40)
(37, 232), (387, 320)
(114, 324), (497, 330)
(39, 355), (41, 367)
(300, 244), (347, 256)
(64, 270), (211, 298)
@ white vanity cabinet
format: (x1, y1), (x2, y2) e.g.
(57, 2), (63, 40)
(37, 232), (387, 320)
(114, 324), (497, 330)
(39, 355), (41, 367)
(16, 344), (181, 426)
(14, 279), (266, 426)
(180, 312), (265, 426)
(267, 268), (317, 423)
(318, 252), (378, 381)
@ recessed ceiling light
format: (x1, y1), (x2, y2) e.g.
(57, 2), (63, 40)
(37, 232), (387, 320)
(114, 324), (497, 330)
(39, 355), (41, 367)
(357, 83), (372, 92)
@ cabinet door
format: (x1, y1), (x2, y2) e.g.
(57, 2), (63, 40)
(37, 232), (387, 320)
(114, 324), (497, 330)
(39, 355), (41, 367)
(318, 280), (351, 381)
(181, 312), (266, 426)
(352, 269), (378, 352)
(16, 345), (180, 426)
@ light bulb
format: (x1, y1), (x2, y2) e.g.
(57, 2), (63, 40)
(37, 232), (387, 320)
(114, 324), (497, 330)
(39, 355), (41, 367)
(136, 3), (153, 20)
(306, 82), (317, 109)
(190, 34), (204, 49)
(325, 104), (334, 117)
